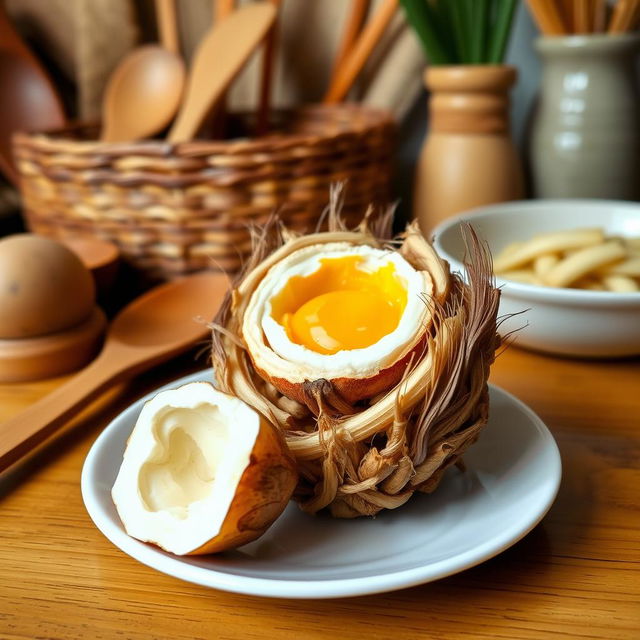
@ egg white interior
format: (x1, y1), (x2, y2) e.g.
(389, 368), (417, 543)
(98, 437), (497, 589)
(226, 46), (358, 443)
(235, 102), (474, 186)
(244, 243), (431, 381)
(112, 382), (259, 555)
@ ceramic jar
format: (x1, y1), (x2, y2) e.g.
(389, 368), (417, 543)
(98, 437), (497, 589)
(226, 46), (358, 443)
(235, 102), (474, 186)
(413, 65), (523, 234)
(530, 33), (640, 200)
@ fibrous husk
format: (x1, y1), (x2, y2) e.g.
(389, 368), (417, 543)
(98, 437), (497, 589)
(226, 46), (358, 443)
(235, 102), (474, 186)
(211, 190), (501, 518)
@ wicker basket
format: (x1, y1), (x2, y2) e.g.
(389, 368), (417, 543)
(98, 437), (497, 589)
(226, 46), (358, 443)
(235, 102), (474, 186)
(13, 104), (395, 279)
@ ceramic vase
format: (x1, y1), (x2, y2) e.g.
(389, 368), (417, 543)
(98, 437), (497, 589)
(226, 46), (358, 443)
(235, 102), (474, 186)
(530, 33), (640, 200)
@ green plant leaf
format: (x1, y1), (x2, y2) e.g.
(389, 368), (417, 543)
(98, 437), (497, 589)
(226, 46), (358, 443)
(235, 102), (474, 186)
(470, 0), (489, 63)
(400, 0), (518, 66)
(429, 0), (459, 63)
(487, 0), (517, 63)
(399, 0), (451, 64)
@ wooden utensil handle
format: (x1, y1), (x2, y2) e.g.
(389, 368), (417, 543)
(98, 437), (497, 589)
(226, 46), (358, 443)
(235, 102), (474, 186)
(155, 0), (180, 54)
(329, 0), (371, 86)
(323, 0), (398, 104)
(0, 351), (124, 472)
(256, 0), (282, 136)
(526, 0), (567, 35)
(215, 0), (235, 20)
(167, 3), (277, 142)
(593, 0), (607, 31)
(608, 0), (639, 32)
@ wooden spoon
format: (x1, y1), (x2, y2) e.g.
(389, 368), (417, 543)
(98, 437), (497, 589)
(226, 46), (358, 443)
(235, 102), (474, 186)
(0, 1), (65, 183)
(168, 2), (277, 143)
(101, 0), (185, 142)
(0, 271), (228, 472)
(156, 0), (181, 55)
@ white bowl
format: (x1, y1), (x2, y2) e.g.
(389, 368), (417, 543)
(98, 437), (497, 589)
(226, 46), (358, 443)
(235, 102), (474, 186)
(432, 200), (640, 358)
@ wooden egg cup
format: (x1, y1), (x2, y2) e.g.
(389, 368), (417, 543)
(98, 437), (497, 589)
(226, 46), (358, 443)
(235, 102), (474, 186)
(0, 307), (106, 383)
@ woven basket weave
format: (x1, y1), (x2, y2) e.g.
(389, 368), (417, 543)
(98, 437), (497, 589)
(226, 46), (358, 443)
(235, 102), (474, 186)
(13, 104), (395, 279)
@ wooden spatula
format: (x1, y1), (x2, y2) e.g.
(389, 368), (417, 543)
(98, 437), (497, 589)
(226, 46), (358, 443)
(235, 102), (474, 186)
(168, 2), (277, 142)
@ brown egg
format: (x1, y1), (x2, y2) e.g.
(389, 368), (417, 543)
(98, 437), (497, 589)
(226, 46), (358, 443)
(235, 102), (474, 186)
(0, 234), (95, 339)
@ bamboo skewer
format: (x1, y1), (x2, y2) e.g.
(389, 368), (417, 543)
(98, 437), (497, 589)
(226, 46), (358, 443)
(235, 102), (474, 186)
(574, 0), (590, 32)
(528, 0), (640, 35)
(557, 0), (574, 32)
(609, 0), (640, 32)
(526, 0), (567, 35)
(587, 0), (596, 31)
(593, 0), (607, 32)
(324, 0), (398, 104)
(626, 1), (640, 30)
(632, 1), (640, 29)
(608, 0), (628, 31)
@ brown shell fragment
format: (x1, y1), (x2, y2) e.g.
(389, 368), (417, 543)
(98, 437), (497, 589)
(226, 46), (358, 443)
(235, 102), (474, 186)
(188, 416), (298, 555)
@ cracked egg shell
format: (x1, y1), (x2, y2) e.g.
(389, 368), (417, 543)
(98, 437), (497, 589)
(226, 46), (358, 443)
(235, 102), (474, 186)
(242, 242), (436, 407)
(111, 381), (297, 556)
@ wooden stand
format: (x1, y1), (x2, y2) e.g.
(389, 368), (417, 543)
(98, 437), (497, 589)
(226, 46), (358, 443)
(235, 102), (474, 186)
(0, 307), (106, 383)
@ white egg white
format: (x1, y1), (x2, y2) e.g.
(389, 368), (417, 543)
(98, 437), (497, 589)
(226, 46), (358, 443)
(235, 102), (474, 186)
(242, 243), (432, 382)
(111, 382), (260, 555)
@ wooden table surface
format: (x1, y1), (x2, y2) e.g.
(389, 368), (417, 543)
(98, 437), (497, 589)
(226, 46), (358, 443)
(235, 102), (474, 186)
(1, 345), (639, 640)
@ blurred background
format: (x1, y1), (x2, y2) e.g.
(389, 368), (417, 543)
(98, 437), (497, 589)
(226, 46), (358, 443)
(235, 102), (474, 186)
(1, 0), (542, 231)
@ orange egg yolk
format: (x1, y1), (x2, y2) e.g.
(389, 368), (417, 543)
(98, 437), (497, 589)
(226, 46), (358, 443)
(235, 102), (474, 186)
(269, 255), (407, 355)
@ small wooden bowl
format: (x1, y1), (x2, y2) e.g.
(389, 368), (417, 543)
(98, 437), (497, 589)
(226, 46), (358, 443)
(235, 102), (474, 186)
(0, 307), (106, 382)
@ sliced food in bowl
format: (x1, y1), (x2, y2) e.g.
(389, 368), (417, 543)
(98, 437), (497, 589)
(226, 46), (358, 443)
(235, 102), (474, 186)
(493, 227), (640, 292)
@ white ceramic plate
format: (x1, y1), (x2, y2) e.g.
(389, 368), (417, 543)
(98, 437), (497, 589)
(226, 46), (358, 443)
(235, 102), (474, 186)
(81, 370), (561, 599)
